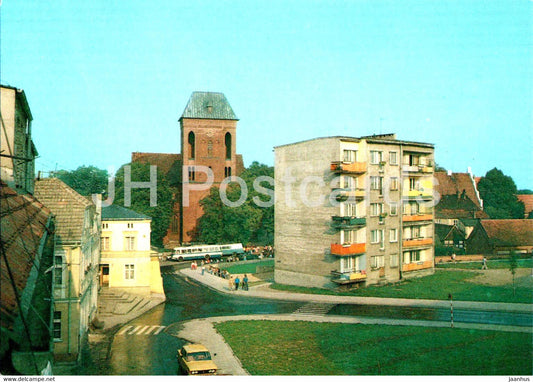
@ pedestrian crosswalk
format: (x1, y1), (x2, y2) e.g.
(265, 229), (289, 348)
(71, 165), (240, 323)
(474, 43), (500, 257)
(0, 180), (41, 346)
(292, 302), (336, 316)
(117, 325), (166, 336)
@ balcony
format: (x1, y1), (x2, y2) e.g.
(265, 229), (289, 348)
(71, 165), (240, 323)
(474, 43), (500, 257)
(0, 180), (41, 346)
(402, 261), (433, 272)
(331, 270), (367, 284)
(404, 190), (433, 200)
(403, 237), (433, 248)
(333, 188), (365, 202)
(402, 214), (433, 223)
(331, 216), (366, 229)
(402, 164), (433, 174)
(331, 243), (366, 256)
(331, 161), (367, 174)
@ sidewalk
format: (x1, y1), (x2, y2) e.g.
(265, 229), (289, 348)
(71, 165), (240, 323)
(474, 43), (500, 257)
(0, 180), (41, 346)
(180, 268), (533, 313)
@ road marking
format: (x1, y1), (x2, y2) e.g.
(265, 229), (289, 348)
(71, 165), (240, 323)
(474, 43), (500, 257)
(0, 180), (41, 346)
(117, 325), (167, 336)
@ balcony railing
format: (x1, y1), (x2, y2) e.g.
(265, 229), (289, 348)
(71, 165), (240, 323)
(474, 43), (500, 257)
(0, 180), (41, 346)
(402, 261), (433, 272)
(403, 237), (433, 248)
(333, 188), (365, 202)
(331, 270), (367, 284)
(404, 190), (433, 200)
(402, 164), (434, 174)
(402, 214), (433, 222)
(331, 216), (366, 228)
(331, 161), (367, 174)
(331, 243), (366, 256)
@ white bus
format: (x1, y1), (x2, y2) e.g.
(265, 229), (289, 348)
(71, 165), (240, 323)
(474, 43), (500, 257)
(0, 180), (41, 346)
(171, 243), (244, 262)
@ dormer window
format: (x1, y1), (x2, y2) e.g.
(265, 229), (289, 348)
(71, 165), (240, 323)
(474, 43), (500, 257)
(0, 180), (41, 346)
(206, 102), (213, 114)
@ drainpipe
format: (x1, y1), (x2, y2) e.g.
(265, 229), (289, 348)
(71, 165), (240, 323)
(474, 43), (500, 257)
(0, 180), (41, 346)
(67, 250), (72, 355)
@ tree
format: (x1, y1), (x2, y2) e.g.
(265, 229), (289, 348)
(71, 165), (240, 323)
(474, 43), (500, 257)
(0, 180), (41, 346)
(195, 162), (274, 245)
(112, 162), (174, 247)
(477, 168), (525, 219)
(55, 165), (109, 196)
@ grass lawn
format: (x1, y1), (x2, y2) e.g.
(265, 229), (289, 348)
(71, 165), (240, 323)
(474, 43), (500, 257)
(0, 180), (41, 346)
(270, 269), (533, 304)
(214, 320), (532, 375)
(436, 258), (532, 270)
(218, 259), (274, 275)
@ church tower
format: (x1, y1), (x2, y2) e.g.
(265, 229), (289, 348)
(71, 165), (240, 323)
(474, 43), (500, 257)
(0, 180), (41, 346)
(179, 92), (244, 243)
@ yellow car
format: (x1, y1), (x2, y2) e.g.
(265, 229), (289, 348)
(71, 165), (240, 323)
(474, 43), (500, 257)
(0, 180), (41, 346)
(177, 343), (218, 375)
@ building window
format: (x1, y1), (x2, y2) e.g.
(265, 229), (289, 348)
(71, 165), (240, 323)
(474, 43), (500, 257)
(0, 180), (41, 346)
(370, 176), (383, 194)
(188, 166), (196, 181)
(341, 256), (356, 273)
(171, 215), (179, 233)
(224, 166), (232, 177)
(370, 203), (383, 216)
(102, 223), (109, 229)
(390, 202), (398, 216)
(371, 229), (384, 246)
(125, 236), (136, 251)
(53, 311), (62, 340)
(342, 175), (355, 189)
(101, 237), (110, 251)
(207, 140), (213, 156)
(225, 132), (232, 160)
(343, 150), (357, 163)
(390, 151), (398, 165)
(390, 229), (398, 243)
(371, 255), (384, 269)
(406, 250), (421, 263)
(342, 229), (357, 244)
(370, 150), (383, 164)
(344, 202), (357, 217)
(390, 254), (399, 268)
(54, 255), (63, 286)
(404, 201), (419, 215)
(408, 154), (420, 166)
(127, 223), (134, 229)
(409, 177), (418, 191)
(390, 177), (399, 191)
(188, 131), (195, 159)
(125, 264), (135, 280)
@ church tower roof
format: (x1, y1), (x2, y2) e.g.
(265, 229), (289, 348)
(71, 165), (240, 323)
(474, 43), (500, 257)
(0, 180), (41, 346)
(180, 91), (238, 121)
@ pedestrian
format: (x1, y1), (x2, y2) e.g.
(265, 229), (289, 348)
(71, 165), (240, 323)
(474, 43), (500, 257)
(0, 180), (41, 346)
(243, 274), (249, 291)
(201, 266), (205, 275)
(481, 257), (488, 270)
(234, 276), (240, 290)
(451, 253), (456, 263)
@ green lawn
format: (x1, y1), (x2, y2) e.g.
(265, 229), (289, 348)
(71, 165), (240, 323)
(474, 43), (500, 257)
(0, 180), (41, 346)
(270, 269), (533, 303)
(218, 259), (274, 275)
(436, 258), (532, 270)
(214, 320), (533, 375)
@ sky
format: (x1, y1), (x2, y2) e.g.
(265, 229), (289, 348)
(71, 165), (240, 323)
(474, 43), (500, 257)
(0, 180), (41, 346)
(1, 0), (532, 189)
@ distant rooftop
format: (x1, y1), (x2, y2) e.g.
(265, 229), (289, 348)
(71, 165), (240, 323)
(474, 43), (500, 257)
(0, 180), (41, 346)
(102, 204), (151, 221)
(274, 134), (434, 149)
(180, 91), (238, 121)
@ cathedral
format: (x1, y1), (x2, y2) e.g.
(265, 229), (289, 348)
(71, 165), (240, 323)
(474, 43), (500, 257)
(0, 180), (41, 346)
(132, 91), (244, 247)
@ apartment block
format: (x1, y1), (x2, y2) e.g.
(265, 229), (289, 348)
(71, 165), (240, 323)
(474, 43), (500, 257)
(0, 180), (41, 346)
(274, 134), (435, 289)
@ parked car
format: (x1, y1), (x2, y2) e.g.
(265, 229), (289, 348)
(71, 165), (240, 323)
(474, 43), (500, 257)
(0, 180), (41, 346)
(177, 343), (218, 375)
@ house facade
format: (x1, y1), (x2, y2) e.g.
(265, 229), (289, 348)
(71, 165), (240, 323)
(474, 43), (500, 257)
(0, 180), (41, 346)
(34, 178), (101, 363)
(274, 134), (435, 289)
(0, 85), (38, 194)
(132, 91), (244, 247)
(100, 204), (165, 297)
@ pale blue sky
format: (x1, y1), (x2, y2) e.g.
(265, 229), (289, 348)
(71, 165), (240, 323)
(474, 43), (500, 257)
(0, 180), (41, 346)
(1, 0), (531, 188)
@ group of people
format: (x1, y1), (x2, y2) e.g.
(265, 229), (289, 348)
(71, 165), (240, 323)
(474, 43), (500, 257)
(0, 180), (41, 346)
(228, 274), (249, 291)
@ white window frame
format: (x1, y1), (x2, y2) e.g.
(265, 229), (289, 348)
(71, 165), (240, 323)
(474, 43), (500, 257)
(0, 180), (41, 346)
(125, 264), (135, 280)
(101, 236), (110, 251)
(390, 202), (398, 216)
(53, 311), (62, 340)
(390, 228), (398, 243)
(370, 150), (383, 164)
(371, 255), (385, 269)
(390, 254), (399, 268)
(125, 236), (136, 251)
(390, 177), (399, 191)
(389, 151), (398, 165)
(370, 203), (383, 216)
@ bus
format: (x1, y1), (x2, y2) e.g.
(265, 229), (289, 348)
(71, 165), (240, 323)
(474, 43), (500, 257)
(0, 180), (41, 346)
(170, 243), (244, 262)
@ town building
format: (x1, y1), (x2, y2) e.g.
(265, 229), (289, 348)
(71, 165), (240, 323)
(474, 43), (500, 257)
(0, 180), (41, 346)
(274, 134), (435, 289)
(0, 182), (55, 375)
(34, 178), (101, 363)
(0, 85), (38, 194)
(132, 91), (244, 246)
(99, 204), (165, 298)
(516, 194), (533, 218)
(466, 219), (533, 256)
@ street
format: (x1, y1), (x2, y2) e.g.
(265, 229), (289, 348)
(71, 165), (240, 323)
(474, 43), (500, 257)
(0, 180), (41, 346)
(78, 262), (532, 375)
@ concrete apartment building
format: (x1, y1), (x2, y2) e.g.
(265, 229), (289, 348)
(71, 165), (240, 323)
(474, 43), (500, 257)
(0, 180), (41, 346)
(274, 134), (435, 289)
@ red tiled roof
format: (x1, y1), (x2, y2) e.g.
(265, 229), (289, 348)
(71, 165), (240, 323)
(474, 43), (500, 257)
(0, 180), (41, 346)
(131, 152), (181, 175)
(517, 194), (533, 217)
(435, 172), (482, 209)
(34, 178), (94, 243)
(480, 219), (533, 247)
(1, 183), (53, 331)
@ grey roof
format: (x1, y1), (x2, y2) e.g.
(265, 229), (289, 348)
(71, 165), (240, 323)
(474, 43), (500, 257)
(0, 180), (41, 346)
(180, 91), (238, 120)
(101, 204), (151, 221)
